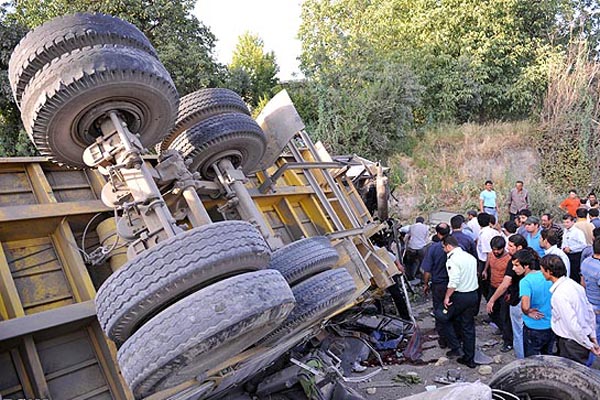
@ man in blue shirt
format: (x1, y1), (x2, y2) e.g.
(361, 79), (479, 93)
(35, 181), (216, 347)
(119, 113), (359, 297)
(479, 180), (498, 220)
(513, 249), (554, 356)
(524, 216), (545, 257)
(422, 223), (451, 348)
(581, 238), (600, 342)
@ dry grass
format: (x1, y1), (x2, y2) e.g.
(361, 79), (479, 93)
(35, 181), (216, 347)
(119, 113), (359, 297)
(538, 41), (600, 190)
(388, 121), (562, 222)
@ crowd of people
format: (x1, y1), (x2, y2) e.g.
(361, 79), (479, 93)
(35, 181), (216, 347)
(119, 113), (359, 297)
(401, 180), (600, 369)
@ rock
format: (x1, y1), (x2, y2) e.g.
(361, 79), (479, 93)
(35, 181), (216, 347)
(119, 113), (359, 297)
(383, 366), (389, 370)
(478, 365), (493, 375)
(435, 356), (449, 366)
(406, 371), (419, 378)
(366, 387), (377, 395)
(482, 339), (499, 347)
(493, 355), (503, 364)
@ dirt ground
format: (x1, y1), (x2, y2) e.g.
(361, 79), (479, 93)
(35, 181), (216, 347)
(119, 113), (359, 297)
(345, 288), (523, 399)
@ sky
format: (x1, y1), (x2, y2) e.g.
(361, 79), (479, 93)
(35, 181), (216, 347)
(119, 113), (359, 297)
(193, 0), (304, 80)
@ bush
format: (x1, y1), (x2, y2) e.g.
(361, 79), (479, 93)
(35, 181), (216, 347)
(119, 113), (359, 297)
(538, 41), (600, 192)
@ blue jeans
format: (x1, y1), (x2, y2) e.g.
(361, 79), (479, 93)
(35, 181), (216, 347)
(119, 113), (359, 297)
(523, 325), (555, 357)
(510, 302), (524, 359)
(483, 206), (497, 220)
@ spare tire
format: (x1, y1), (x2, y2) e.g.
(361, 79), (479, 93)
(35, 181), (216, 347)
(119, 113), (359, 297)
(117, 270), (295, 399)
(261, 268), (357, 345)
(489, 355), (600, 400)
(9, 13), (157, 106)
(20, 45), (178, 168)
(268, 237), (339, 285)
(158, 88), (250, 152)
(95, 221), (270, 346)
(169, 112), (266, 178)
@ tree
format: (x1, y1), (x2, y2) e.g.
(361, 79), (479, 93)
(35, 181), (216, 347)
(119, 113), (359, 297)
(0, 0), (225, 156)
(0, 4), (35, 156)
(308, 54), (423, 160)
(10, 0), (223, 95)
(227, 32), (279, 110)
(299, 0), (587, 123)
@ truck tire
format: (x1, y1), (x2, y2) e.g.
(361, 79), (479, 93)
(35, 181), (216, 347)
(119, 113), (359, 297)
(95, 221), (270, 345)
(269, 237), (339, 285)
(158, 88), (250, 152)
(169, 112), (266, 178)
(261, 268), (357, 345)
(489, 355), (600, 399)
(20, 45), (177, 168)
(9, 13), (157, 106)
(117, 270), (295, 399)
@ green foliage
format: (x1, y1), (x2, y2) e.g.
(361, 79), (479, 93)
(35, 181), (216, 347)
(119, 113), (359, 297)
(306, 58), (423, 161)
(11, 0), (223, 95)
(280, 79), (318, 123)
(0, 4), (34, 156)
(227, 32), (279, 109)
(0, 0), (225, 156)
(537, 41), (600, 193)
(299, 0), (591, 123)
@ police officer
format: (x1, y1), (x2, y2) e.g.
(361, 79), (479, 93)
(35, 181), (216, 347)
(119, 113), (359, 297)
(441, 235), (479, 368)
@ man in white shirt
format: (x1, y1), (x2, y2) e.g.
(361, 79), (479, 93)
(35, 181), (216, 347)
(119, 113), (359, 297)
(400, 216), (429, 280)
(562, 214), (587, 282)
(541, 254), (600, 364)
(466, 210), (480, 241)
(441, 236), (479, 369)
(477, 213), (500, 306)
(540, 229), (571, 278)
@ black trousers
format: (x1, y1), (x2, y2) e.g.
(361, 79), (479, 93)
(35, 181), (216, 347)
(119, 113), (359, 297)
(487, 286), (513, 346)
(431, 283), (448, 341)
(405, 248), (426, 280)
(441, 290), (478, 362)
(567, 251), (582, 282)
(557, 336), (590, 365)
(477, 260), (489, 311)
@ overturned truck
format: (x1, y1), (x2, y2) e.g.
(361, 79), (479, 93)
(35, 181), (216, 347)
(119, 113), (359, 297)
(0, 13), (404, 400)
(1, 13), (600, 400)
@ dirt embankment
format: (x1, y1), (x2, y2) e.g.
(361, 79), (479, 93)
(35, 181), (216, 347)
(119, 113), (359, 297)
(388, 122), (562, 222)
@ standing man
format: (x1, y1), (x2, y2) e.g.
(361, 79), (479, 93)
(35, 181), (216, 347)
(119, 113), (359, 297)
(562, 214), (587, 282)
(586, 192), (598, 209)
(483, 236), (513, 352)
(480, 180), (498, 220)
(506, 180), (529, 223)
(450, 214), (477, 258)
(401, 216), (429, 280)
(540, 229), (571, 278)
(580, 238), (600, 343)
(524, 216), (545, 257)
(516, 209), (532, 237)
(441, 236), (479, 368)
(477, 213), (501, 306)
(466, 210), (480, 241)
(513, 249), (554, 356)
(589, 208), (600, 229)
(542, 255), (600, 364)
(486, 234), (528, 358)
(575, 208), (594, 245)
(422, 223), (451, 348)
(541, 213), (564, 248)
(560, 189), (581, 218)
